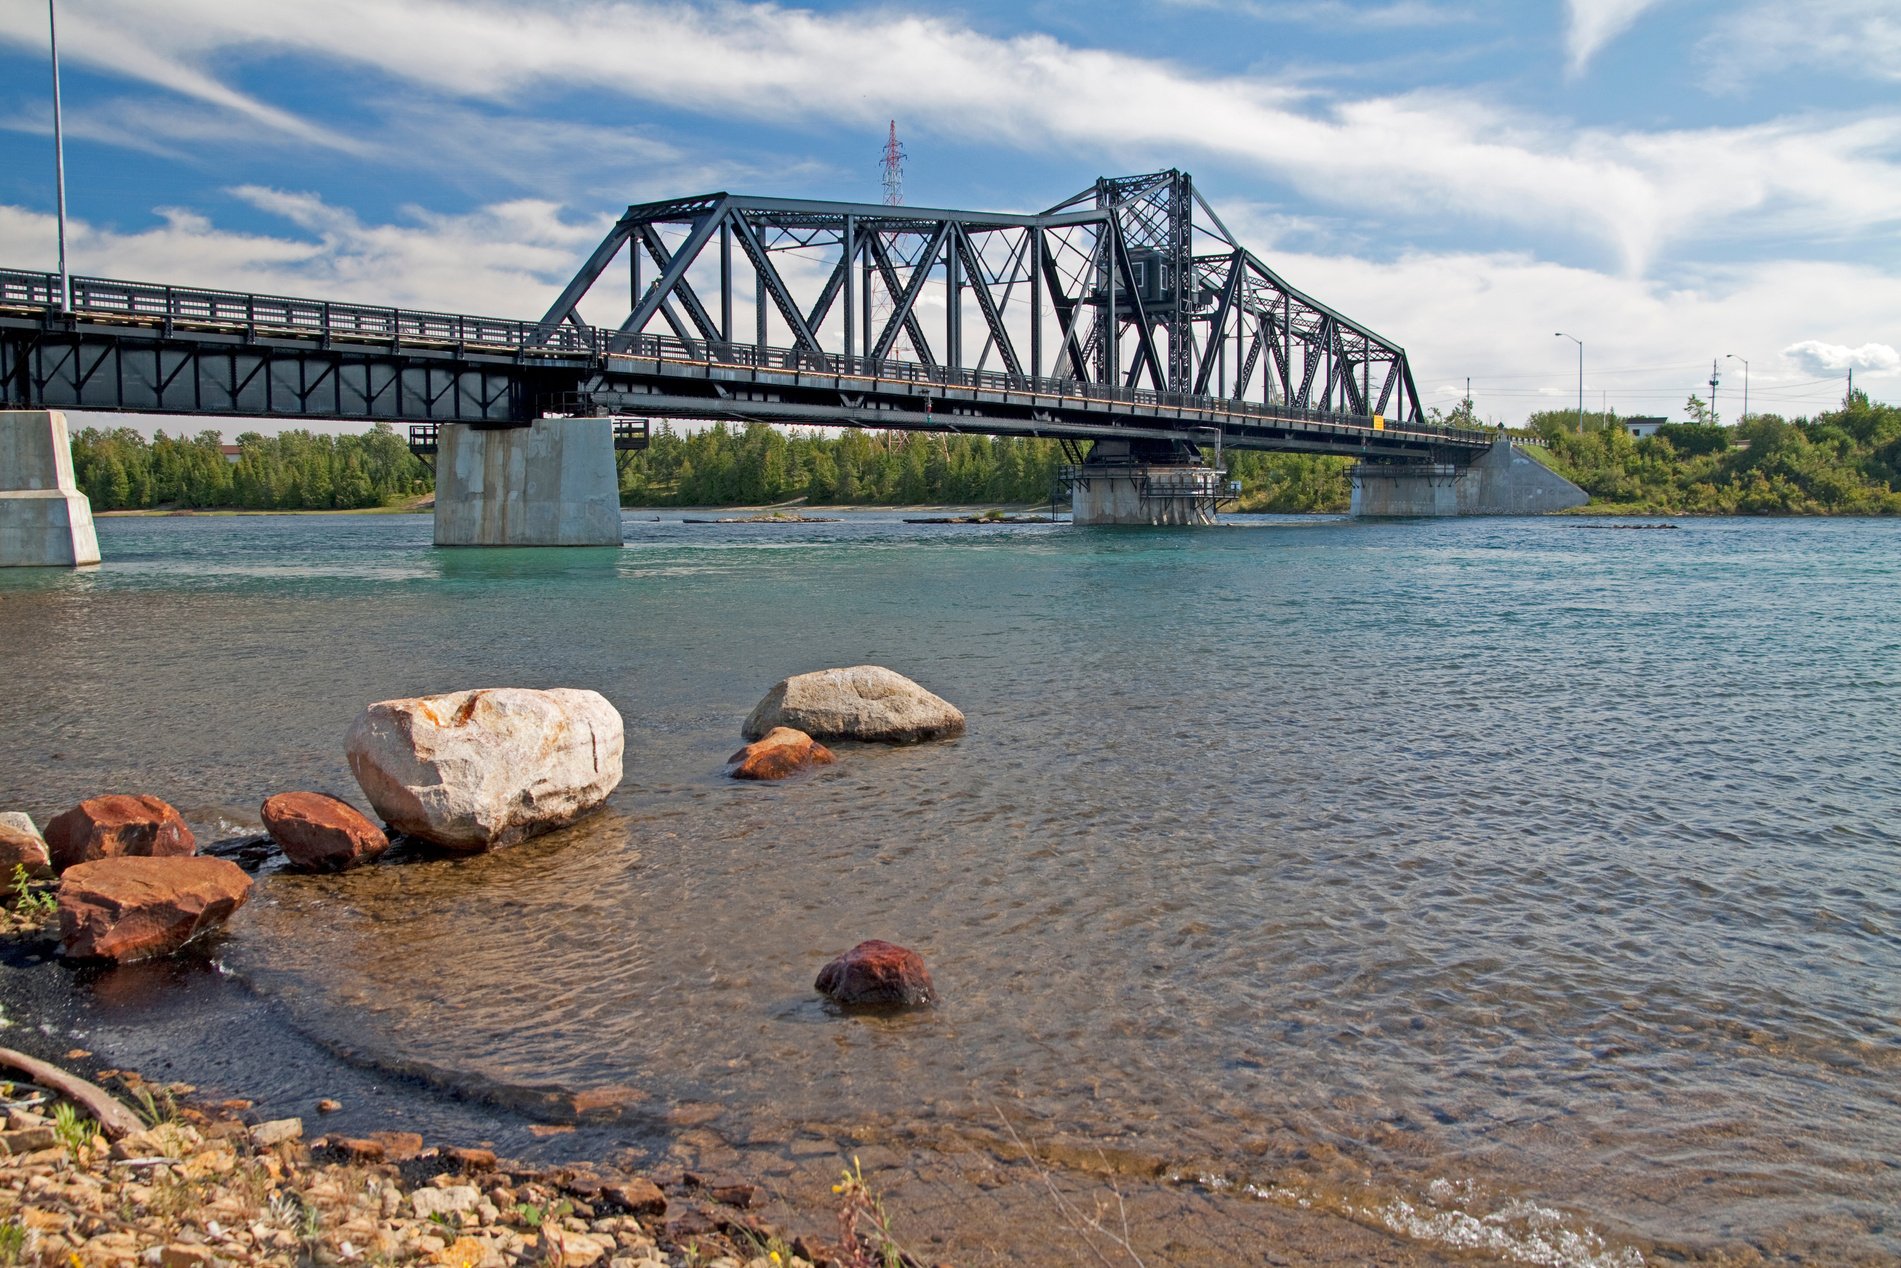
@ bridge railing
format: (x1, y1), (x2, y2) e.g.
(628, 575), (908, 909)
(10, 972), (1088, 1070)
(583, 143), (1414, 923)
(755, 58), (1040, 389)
(0, 268), (598, 355)
(609, 329), (1492, 448)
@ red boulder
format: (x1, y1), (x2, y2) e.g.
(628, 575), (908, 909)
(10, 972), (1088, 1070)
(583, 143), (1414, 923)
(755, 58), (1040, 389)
(44, 795), (196, 873)
(815, 939), (936, 1007)
(57, 856), (252, 962)
(260, 791), (389, 871)
(726, 727), (837, 781)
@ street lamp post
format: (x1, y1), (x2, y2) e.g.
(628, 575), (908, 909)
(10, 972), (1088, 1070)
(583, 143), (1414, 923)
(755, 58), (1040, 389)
(1554, 332), (1583, 433)
(1726, 353), (1749, 425)
(48, 0), (71, 312)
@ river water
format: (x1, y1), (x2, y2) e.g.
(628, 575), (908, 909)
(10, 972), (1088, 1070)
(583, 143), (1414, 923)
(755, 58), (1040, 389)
(2, 511), (1897, 1265)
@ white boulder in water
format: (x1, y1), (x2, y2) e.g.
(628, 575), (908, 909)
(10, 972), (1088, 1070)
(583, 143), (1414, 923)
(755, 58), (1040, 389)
(345, 687), (623, 851)
(742, 665), (964, 744)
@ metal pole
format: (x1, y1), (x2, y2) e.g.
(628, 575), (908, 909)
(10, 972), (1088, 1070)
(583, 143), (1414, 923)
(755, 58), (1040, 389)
(1555, 332), (1583, 432)
(49, 0), (71, 311)
(1727, 354), (1748, 423)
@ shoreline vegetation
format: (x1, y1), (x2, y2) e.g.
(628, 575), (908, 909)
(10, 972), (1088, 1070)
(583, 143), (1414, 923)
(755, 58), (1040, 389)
(65, 391), (1899, 518)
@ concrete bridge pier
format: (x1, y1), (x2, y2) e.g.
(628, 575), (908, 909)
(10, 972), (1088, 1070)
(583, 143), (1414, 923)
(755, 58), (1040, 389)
(1069, 439), (1226, 526)
(433, 418), (623, 547)
(0, 410), (101, 567)
(1351, 439), (1587, 516)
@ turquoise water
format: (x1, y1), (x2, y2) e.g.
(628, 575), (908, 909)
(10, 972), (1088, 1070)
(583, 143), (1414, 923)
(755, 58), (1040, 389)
(3, 511), (1898, 1264)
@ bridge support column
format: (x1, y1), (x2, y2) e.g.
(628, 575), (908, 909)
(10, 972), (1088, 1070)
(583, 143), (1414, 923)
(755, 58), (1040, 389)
(433, 418), (622, 547)
(1351, 439), (1586, 517)
(1068, 439), (1224, 526)
(0, 411), (101, 567)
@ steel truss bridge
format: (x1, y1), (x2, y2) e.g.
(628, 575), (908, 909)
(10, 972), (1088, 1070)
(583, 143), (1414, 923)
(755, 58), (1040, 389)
(1, 170), (1492, 464)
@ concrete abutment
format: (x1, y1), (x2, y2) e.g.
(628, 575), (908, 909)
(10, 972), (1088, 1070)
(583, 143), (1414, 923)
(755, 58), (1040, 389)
(432, 418), (622, 547)
(1350, 439), (1587, 517)
(0, 410), (101, 567)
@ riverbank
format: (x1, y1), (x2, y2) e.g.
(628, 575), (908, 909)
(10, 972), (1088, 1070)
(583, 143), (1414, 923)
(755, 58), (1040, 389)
(0, 832), (1500, 1268)
(0, 908), (872, 1268)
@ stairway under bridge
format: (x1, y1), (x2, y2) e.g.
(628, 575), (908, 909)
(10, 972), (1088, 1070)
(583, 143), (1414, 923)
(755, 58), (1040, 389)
(0, 170), (1580, 544)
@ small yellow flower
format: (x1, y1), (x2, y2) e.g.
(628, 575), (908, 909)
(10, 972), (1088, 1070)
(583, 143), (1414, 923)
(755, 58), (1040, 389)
(831, 1184), (843, 1193)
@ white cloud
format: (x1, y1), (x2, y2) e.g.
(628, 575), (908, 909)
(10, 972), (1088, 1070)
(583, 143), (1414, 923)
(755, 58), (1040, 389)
(0, 0), (1896, 278)
(1699, 0), (1901, 88)
(0, 195), (606, 318)
(1781, 340), (1901, 377)
(0, 4), (357, 149)
(1564, 0), (1669, 75)
(1157, 0), (1470, 27)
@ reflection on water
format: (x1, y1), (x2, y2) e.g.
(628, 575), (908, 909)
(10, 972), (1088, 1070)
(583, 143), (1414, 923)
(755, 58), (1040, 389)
(4, 511), (1899, 1265)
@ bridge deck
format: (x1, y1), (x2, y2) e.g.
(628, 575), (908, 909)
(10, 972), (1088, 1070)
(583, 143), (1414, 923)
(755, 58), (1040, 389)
(0, 269), (1493, 462)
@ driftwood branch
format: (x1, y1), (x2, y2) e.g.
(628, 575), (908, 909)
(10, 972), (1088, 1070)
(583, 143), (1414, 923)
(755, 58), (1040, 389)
(0, 1047), (144, 1139)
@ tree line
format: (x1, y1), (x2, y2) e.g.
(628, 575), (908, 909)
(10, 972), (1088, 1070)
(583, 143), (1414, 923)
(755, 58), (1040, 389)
(66, 394), (1899, 516)
(66, 419), (1351, 513)
(620, 422), (1352, 512)
(1525, 392), (1901, 514)
(69, 425), (431, 512)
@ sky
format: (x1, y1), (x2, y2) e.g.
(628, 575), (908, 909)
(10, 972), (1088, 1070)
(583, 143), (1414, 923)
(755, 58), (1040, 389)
(0, 0), (1895, 429)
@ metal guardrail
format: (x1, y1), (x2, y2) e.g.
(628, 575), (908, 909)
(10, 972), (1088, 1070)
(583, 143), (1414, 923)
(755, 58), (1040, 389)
(0, 268), (596, 354)
(2, 266), (1496, 450)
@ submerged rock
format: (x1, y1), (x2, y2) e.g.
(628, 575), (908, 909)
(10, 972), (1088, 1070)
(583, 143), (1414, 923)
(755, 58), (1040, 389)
(344, 687), (624, 851)
(44, 795), (197, 873)
(743, 665), (964, 744)
(815, 939), (937, 1008)
(260, 791), (389, 871)
(56, 855), (252, 962)
(725, 726), (837, 781)
(0, 812), (51, 878)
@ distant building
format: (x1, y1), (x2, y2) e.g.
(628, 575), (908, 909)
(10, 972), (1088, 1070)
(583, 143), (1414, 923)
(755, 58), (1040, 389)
(1625, 416), (1668, 438)
(219, 444), (243, 464)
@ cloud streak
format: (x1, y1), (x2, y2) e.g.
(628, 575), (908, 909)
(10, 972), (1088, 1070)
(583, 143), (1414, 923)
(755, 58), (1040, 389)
(1563, 0), (1668, 76)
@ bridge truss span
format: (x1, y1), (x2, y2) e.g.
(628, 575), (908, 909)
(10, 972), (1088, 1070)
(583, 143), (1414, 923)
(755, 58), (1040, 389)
(1, 170), (1491, 466)
(536, 169), (1429, 430)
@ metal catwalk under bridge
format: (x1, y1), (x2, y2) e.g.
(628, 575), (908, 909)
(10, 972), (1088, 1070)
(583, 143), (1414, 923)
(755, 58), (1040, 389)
(0, 170), (1493, 465)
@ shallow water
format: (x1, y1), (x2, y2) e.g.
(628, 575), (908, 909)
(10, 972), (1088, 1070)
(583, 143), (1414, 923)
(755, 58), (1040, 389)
(3, 511), (1898, 1265)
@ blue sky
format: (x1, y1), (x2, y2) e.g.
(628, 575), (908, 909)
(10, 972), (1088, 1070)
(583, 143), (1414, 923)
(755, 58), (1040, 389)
(0, 0), (1895, 425)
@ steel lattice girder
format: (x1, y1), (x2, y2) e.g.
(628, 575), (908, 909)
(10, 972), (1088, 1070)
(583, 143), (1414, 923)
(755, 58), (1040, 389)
(531, 172), (1425, 425)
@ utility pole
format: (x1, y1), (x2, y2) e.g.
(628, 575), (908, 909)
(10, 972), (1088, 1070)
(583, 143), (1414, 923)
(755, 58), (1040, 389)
(48, 0), (71, 311)
(1709, 359), (1720, 424)
(1726, 353), (1748, 424)
(1555, 332), (1583, 432)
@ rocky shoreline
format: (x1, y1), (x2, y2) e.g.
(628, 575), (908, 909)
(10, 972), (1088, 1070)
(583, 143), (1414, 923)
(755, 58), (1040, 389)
(0, 669), (973, 1266)
(0, 907), (918, 1268)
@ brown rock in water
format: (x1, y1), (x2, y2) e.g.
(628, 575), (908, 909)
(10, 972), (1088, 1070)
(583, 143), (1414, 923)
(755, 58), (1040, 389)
(815, 939), (936, 1008)
(742, 665), (964, 744)
(441, 1145), (497, 1171)
(0, 812), (52, 879)
(725, 727), (837, 781)
(44, 795), (196, 873)
(56, 856), (251, 962)
(260, 791), (388, 871)
(600, 1177), (666, 1216)
(369, 1130), (425, 1161)
(320, 1136), (387, 1162)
